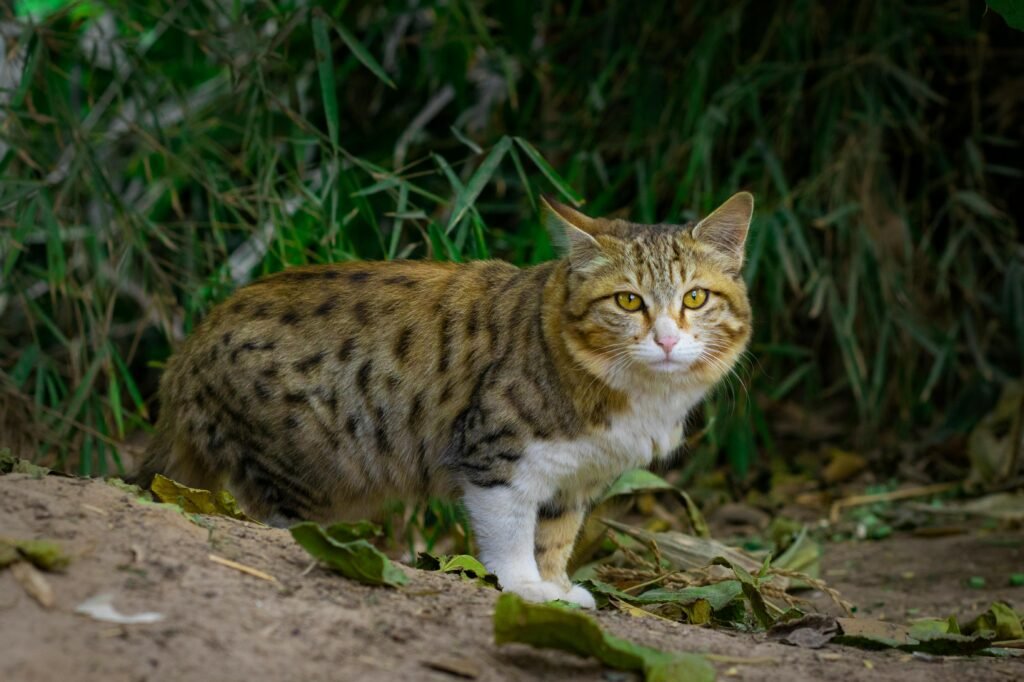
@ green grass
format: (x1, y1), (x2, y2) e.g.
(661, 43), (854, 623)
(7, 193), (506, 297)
(1, 0), (1022, 480)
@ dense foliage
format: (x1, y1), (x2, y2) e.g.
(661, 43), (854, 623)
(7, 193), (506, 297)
(1, 0), (1021, 479)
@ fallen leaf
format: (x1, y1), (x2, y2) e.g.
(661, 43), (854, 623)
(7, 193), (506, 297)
(768, 614), (839, 648)
(822, 449), (868, 485)
(493, 593), (715, 682)
(422, 655), (481, 678)
(11, 561), (54, 608)
(834, 616), (993, 655)
(290, 521), (408, 587)
(965, 602), (1024, 641)
(75, 593), (164, 624)
(601, 469), (710, 538)
(966, 381), (1023, 490)
(0, 448), (49, 478)
(0, 537), (70, 571)
(150, 474), (256, 521)
(416, 552), (498, 588)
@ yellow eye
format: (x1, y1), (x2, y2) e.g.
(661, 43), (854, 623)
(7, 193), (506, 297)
(615, 292), (644, 312)
(683, 288), (709, 310)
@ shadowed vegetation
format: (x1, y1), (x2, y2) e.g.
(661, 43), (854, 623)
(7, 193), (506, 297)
(1, 0), (1021, 487)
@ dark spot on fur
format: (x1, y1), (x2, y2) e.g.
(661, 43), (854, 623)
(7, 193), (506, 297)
(284, 415), (300, 429)
(356, 360), (372, 395)
(345, 415), (358, 437)
(284, 391), (306, 404)
(254, 380), (271, 401)
(408, 392), (424, 430)
(280, 310), (301, 326)
(294, 350), (326, 373)
(348, 271), (371, 283)
(338, 337), (356, 362)
(384, 275), (416, 287)
(230, 301), (246, 314)
(221, 332), (233, 347)
(353, 301), (370, 325)
(314, 298), (337, 317)
(253, 303), (272, 319)
(394, 326), (413, 362)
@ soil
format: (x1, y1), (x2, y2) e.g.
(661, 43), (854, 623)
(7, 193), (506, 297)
(1, 474), (1022, 682)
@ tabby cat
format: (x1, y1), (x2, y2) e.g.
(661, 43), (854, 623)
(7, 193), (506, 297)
(136, 192), (754, 607)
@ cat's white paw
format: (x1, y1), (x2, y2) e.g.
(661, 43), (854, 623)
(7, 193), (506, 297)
(564, 584), (597, 609)
(502, 580), (566, 604)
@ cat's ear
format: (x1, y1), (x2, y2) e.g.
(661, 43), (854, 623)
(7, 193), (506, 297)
(541, 196), (605, 270)
(692, 192), (754, 263)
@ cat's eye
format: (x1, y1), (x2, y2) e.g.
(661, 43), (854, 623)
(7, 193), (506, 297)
(615, 292), (644, 312)
(683, 288), (709, 310)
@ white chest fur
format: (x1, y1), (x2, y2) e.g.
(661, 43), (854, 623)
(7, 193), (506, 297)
(515, 386), (705, 503)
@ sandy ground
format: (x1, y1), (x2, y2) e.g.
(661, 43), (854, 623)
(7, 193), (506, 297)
(1, 474), (1022, 681)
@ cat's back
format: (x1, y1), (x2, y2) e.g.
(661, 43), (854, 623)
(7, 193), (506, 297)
(152, 258), (533, 515)
(173, 259), (518, 369)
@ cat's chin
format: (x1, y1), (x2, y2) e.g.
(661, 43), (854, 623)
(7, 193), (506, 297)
(645, 358), (691, 374)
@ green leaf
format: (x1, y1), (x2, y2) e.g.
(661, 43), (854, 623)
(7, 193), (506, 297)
(493, 593), (715, 682)
(334, 20), (396, 89)
(988, 1), (1024, 30)
(416, 552), (498, 588)
(712, 557), (773, 628)
(600, 470), (709, 538)
(834, 617), (994, 655)
(446, 137), (512, 233)
(0, 537), (70, 571)
(150, 474), (256, 522)
(324, 520), (382, 543)
(601, 469), (676, 501)
(635, 581), (745, 613)
(0, 448), (49, 478)
(290, 521), (409, 588)
(311, 11), (340, 148)
(513, 137), (585, 206)
(965, 603), (1024, 641)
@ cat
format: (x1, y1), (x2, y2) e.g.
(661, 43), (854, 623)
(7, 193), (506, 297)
(134, 192), (754, 608)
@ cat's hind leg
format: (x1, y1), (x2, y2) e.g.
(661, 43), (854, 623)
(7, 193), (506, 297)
(462, 484), (566, 604)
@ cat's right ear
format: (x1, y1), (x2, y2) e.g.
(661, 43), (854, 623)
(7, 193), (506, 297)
(541, 196), (604, 270)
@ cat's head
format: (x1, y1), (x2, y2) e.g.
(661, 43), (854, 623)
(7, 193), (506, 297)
(545, 193), (753, 390)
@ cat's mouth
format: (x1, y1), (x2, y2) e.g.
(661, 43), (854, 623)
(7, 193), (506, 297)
(647, 358), (689, 372)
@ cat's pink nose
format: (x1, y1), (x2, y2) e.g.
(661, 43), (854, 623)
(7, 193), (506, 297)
(656, 336), (678, 354)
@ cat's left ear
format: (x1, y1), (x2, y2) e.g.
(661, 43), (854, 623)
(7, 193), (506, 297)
(541, 196), (605, 270)
(692, 192), (754, 264)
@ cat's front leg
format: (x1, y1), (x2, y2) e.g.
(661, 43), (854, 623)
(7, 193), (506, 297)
(462, 484), (565, 604)
(535, 502), (595, 609)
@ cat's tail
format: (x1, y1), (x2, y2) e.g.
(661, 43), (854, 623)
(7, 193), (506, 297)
(126, 436), (171, 489)
(126, 424), (222, 492)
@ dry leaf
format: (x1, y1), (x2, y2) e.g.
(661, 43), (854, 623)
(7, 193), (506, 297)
(11, 561), (54, 608)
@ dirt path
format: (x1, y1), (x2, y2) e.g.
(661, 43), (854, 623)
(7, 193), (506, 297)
(1, 475), (1021, 681)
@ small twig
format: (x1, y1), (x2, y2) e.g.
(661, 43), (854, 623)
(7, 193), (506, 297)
(768, 568), (854, 616)
(703, 654), (779, 665)
(208, 554), (278, 583)
(829, 482), (958, 522)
